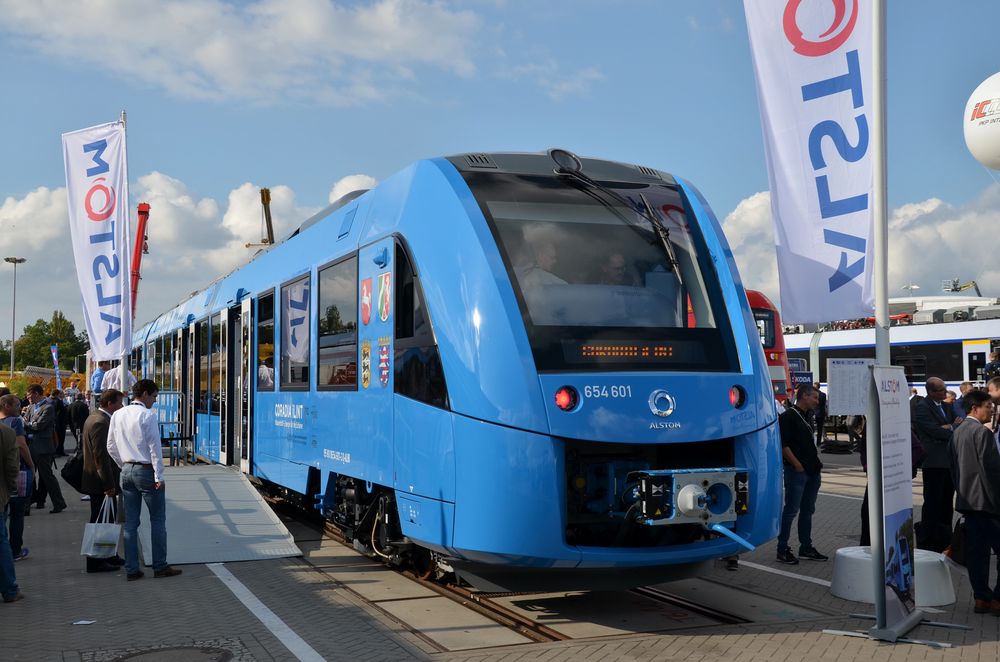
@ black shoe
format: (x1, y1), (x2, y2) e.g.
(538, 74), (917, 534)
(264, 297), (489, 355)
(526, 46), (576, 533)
(776, 549), (799, 565)
(725, 558), (739, 571)
(154, 566), (182, 579)
(126, 571), (144, 582)
(49, 505), (66, 514)
(86, 562), (118, 573)
(799, 547), (829, 561)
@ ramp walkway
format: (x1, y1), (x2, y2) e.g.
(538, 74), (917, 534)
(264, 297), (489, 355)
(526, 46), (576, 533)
(137, 464), (301, 565)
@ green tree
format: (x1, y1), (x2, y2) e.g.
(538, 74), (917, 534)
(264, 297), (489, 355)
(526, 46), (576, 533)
(12, 310), (88, 370)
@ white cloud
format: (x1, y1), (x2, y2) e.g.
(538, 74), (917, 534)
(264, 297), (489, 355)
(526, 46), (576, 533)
(0, 0), (481, 105)
(722, 183), (1000, 317)
(721, 191), (781, 305)
(506, 59), (605, 101)
(329, 175), (378, 204)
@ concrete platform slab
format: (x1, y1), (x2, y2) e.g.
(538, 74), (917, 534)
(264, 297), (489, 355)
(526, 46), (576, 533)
(299, 537), (381, 568)
(321, 564), (440, 602)
(378, 596), (534, 650)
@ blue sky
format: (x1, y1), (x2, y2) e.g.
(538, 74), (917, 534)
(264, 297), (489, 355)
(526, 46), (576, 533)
(2, 0), (1000, 338)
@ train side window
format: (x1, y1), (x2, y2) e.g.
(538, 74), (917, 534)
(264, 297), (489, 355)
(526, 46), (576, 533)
(211, 313), (224, 415)
(394, 243), (449, 409)
(197, 320), (210, 413)
(318, 256), (358, 390)
(280, 275), (311, 390)
(257, 291), (275, 391)
(164, 334), (174, 390)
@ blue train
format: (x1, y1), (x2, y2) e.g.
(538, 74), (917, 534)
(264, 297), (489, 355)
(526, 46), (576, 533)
(131, 149), (782, 590)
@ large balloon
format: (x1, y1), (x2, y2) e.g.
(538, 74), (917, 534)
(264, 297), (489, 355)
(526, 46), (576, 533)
(965, 71), (1000, 170)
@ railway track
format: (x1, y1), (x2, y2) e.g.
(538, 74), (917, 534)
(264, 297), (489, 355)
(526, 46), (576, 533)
(263, 491), (752, 645)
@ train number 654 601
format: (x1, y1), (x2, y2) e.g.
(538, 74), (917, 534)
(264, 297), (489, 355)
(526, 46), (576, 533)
(583, 385), (632, 398)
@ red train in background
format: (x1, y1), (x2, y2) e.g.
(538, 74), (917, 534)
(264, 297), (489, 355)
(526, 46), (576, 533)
(746, 290), (793, 402)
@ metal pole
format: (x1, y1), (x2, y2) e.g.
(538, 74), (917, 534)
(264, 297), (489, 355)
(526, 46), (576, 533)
(4, 257), (25, 379)
(868, 0), (891, 636)
(10, 260), (15, 379)
(119, 108), (129, 395)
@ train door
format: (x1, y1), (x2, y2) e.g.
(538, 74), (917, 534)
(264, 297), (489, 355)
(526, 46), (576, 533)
(234, 297), (253, 474)
(963, 339), (989, 383)
(186, 321), (196, 444)
(356, 238), (395, 485)
(177, 328), (187, 441)
(220, 310), (232, 466)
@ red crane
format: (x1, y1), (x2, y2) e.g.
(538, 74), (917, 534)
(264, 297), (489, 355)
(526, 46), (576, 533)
(130, 202), (150, 321)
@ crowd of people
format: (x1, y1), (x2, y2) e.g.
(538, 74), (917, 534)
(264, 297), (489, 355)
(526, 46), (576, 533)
(0, 375), (178, 605)
(774, 376), (1000, 616)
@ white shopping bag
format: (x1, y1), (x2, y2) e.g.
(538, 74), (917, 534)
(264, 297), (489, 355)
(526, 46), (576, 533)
(80, 496), (121, 558)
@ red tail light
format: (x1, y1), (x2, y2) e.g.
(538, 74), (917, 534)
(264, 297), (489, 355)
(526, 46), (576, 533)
(555, 386), (579, 412)
(729, 385), (747, 408)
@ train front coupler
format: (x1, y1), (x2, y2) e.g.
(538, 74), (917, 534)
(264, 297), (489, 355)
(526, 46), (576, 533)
(634, 468), (755, 552)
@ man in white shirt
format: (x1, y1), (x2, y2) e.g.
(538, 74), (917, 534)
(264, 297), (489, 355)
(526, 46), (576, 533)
(107, 379), (181, 581)
(101, 363), (138, 394)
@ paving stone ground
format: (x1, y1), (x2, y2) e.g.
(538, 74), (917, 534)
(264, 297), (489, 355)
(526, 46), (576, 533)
(2, 442), (997, 661)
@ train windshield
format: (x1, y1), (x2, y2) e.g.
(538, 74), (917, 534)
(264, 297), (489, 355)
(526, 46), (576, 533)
(465, 172), (737, 372)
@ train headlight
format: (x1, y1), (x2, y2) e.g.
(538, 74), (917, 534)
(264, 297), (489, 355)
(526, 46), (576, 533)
(555, 386), (579, 412)
(729, 385), (747, 409)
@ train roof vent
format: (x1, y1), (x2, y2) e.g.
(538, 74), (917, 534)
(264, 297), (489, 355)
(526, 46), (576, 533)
(636, 165), (662, 179)
(465, 153), (499, 169)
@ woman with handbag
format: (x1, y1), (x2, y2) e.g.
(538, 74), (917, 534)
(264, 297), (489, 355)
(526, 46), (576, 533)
(80, 390), (126, 573)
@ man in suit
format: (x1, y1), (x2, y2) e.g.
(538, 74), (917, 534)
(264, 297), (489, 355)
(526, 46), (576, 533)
(951, 389), (1000, 615)
(913, 376), (957, 552)
(81, 390), (126, 573)
(23, 385), (67, 514)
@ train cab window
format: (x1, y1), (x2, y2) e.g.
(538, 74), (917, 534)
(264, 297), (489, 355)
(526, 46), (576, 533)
(461, 171), (737, 372)
(280, 276), (311, 390)
(257, 292), (275, 391)
(197, 320), (210, 413)
(318, 256), (358, 390)
(394, 243), (449, 408)
(753, 309), (776, 349)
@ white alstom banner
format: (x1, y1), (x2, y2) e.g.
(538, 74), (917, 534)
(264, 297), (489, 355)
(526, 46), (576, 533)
(744, 0), (874, 324)
(62, 121), (132, 360)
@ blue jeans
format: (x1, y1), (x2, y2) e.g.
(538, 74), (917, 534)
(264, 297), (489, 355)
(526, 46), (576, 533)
(8, 497), (27, 555)
(121, 464), (167, 573)
(0, 510), (18, 600)
(778, 468), (822, 553)
(965, 513), (1000, 601)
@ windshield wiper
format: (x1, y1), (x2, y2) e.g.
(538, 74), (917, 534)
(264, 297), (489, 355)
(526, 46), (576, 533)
(547, 149), (684, 284)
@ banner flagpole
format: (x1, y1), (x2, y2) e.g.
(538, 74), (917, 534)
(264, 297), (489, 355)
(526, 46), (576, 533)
(119, 109), (130, 395)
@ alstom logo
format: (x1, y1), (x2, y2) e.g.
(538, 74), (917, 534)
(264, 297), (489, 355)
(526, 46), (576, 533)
(783, 0), (859, 57)
(783, 0), (869, 294)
